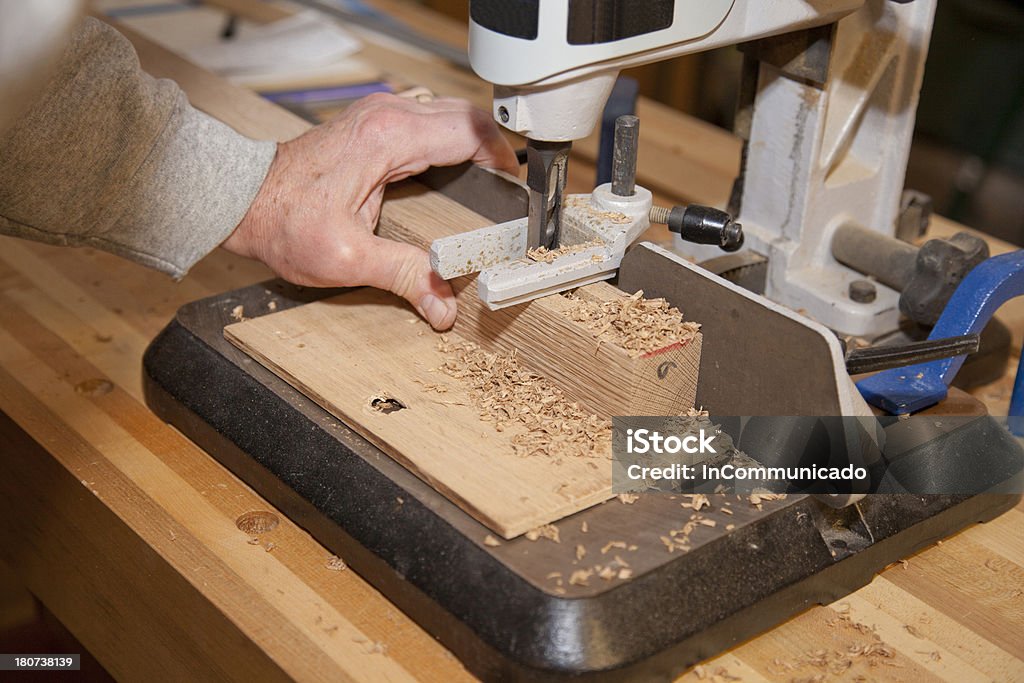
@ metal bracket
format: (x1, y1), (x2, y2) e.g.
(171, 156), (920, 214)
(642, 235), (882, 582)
(430, 183), (652, 309)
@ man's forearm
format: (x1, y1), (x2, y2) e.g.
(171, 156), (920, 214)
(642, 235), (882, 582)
(0, 17), (276, 278)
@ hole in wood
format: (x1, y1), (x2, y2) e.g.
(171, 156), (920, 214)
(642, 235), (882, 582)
(235, 510), (279, 535)
(370, 395), (406, 414)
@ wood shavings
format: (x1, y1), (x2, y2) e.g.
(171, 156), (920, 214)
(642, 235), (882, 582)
(325, 555), (348, 571)
(774, 611), (899, 679)
(434, 337), (612, 459)
(660, 511), (720, 553)
(748, 491), (787, 509)
(581, 521), (589, 533)
(563, 195), (631, 224)
(903, 624), (924, 639)
(525, 524), (561, 543)
(484, 535), (501, 547)
(230, 304), (245, 322)
(680, 494), (711, 511)
(569, 569), (593, 586)
(414, 379), (449, 394)
(267, 300), (278, 312)
(527, 238), (605, 263)
(571, 554), (633, 586)
(601, 541), (627, 554)
(563, 289), (700, 357)
(617, 493), (639, 505)
(575, 544), (587, 561)
(693, 665), (740, 682)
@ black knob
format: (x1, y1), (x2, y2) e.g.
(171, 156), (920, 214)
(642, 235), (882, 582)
(666, 205), (744, 252)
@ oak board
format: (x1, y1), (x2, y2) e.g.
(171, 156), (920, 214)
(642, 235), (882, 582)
(226, 288), (616, 538)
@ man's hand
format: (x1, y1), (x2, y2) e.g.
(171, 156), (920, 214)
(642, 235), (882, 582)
(222, 93), (519, 330)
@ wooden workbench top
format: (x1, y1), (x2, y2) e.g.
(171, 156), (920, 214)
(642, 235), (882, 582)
(1, 2), (1021, 681)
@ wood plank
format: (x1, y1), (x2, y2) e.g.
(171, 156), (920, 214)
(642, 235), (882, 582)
(378, 184), (702, 418)
(729, 602), (943, 682)
(0, 321), (420, 682)
(225, 287), (616, 538)
(880, 536), (1024, 660)
(855, 575), (1024, 681)
(0, 241), (471, 682)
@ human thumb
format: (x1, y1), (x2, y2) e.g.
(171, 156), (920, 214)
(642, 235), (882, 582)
(364, 237), (457, 330)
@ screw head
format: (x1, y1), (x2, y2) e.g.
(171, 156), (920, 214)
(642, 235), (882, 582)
(849, 279), (877, 304)
(498, 106), (510, 123)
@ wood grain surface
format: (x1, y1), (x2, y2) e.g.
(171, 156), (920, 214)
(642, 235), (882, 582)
(0, 2), (1019, 681)
(375, 187), (703, 419)
(225, 287), (617, 538)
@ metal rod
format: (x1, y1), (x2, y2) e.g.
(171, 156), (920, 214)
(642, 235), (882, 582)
(611, 115), (639, 197)
(844, 334), (981, 375)
(832, 223), (917, 291)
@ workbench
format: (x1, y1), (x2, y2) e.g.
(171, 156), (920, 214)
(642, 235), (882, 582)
(1, 2), (1022, 681)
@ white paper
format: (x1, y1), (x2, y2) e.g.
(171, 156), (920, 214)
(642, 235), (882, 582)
(185, 10), (361, 76)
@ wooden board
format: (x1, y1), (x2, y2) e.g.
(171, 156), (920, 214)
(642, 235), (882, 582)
(378, 184), (702, 418)
(225, 288), (616, 538)
(224, 185), (702, 539)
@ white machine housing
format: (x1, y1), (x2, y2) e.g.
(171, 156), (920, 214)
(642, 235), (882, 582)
(468, 0), (937, 337)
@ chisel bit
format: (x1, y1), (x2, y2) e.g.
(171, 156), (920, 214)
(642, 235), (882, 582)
(525, 139), (571, 250)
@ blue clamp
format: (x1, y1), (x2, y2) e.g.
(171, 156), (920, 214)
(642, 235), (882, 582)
(857, 250), (1024, 434)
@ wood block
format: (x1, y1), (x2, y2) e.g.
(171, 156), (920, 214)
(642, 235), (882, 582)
(378, 183), (703, 418)
(225, 288), (614, 538)
(227, 187), (701, 536)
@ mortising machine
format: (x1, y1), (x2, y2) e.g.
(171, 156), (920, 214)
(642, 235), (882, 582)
(144, 0), (1024, 679)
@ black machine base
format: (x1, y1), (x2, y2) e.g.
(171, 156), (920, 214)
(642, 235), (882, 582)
(143, 280), (1022, 681)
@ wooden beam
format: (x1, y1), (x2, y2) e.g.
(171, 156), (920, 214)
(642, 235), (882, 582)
(376, 184), (702, 418)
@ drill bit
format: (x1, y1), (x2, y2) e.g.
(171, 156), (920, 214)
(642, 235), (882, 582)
(525, 139), (572, 250)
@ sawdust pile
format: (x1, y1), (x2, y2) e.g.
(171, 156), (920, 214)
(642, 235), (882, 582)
(563, 195), (632, 224)
(435, 337), (611, 459)
(769, 606), (900, 680)
(564, 289), (700, 357)
(527, 238), (605, 263)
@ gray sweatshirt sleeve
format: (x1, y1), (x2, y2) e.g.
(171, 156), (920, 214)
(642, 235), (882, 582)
(0, 17), (278, 278)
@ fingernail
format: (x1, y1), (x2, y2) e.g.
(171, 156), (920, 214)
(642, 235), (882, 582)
(418, 294), (451, 329)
